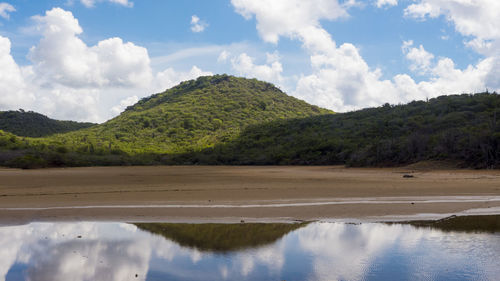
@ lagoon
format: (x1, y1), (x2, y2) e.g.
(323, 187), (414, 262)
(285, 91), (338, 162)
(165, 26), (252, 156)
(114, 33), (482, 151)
(1, 216), (499, 281)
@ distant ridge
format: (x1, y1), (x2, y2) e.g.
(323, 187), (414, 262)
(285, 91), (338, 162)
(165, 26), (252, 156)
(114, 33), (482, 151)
(0, 110), (96, 137)
(180, 92), (499, 168)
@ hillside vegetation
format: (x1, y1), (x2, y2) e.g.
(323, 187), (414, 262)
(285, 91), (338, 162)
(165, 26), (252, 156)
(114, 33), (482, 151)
(51, 75), (330, 154)
(0, 110), (95, 137)
(0, 75), (330, 167)
(0, 75), (498, 169)
(175, 92), (500, 168)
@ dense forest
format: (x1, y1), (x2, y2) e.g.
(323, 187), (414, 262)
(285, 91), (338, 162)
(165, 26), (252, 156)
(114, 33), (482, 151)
(0, 75), (498, 169)
(173, 92), (500, 168)
(0, 110), (95, 137)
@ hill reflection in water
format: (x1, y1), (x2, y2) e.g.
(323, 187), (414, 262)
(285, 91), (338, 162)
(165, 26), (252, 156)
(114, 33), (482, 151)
(0, 219), (499, 281)
(404, 214), (500, 233)
(134, 222), (306, 252)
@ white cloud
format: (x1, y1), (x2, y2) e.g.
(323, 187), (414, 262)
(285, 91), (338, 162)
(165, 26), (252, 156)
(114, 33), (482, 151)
(393, 61), (490, 101)
(232, 0), (399, 111)
(230, 53), (283, 85)
(295, 47), (400, 111)
(232, 0), (500, 113)
(0, 35), (103, 122)
(231, 0), (348, 45)
(375, 0), (397, 8)
(402, 40), (435, 74)
(217, 50), (230, 63)
(155, 65), (212, 92)
(404, 2), (439, 19)
(111, 95), (139, 115)
(80, 0), (133, 8)
(0, 7), (211, 122)
(265, 51), (280, 64)
(394, 41), (493, 101)
(403, 0), (500, 93)
(29, 8), (152, 89)
(404, 0), (500, 54)
(0, 36), (33, 110)
(0, 2), (15, 19)
(37, 88), (101, 122)
(190, 15), (208, 33)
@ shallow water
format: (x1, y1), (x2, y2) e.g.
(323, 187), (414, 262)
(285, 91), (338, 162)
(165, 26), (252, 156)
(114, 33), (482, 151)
(0, 218), (499, 281)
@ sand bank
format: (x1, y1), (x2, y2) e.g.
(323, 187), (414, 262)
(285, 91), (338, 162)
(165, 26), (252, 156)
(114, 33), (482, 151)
(0, 166), (499, 223)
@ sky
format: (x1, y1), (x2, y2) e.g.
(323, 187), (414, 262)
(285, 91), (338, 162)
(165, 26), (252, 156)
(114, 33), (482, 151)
(0, 0), (499, 123)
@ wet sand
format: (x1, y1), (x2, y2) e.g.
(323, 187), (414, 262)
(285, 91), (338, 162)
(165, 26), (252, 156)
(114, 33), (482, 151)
(0, 166), (499, 223)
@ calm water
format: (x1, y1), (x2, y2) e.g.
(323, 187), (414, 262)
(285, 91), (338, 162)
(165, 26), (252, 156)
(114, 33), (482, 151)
(0, 218), (499, 281)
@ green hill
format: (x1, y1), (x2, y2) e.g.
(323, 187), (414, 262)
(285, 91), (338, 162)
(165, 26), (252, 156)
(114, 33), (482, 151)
(0, 110), (95, 137)
(0, 75), (498, 169)
(0, 75), (331, 168)
(52, 74), (331, 155)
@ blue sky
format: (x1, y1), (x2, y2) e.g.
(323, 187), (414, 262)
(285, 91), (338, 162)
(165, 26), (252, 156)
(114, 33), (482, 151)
(0, 0), (498, 122)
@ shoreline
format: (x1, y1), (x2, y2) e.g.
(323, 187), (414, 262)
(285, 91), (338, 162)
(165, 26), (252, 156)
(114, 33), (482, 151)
(1, 165), (499, 224)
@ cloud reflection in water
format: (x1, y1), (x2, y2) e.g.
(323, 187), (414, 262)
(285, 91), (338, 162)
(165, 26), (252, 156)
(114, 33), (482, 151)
(0, 221), (498, 281)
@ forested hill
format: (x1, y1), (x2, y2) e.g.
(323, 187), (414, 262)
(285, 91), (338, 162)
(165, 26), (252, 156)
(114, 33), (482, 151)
(0, 110), (96, 137)
(0, 75), (498, 169)
(173, 92), (500, 168)
(51, 74), (331, 154)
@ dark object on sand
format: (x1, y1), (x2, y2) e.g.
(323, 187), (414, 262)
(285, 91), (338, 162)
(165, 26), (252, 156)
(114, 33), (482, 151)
(403, 174), (414, 178)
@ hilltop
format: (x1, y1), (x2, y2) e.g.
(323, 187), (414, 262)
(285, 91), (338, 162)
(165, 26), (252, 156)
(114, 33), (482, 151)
(0, 110), (95, 137)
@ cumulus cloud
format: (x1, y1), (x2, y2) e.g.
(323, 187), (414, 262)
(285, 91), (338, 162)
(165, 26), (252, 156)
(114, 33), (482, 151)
(0, 35), (102, 121)
(375, 0), (398, 8)
(0, 7), (210, 122)
(231, 0), (348, 45)
(111, 95), (139, 115)
(404, 0), (500, 55)
(80, 0), (133, 8)
(232, 0), (499, 112)
(230, 52), (283, 85)
(232, 0), (400, 111)
(0, 36), (33, 110)
(0, 2), (15, 19)
(29, 8), (152, 89)
(190, 15), (208, 33)
(217, 50), (230, 63)
(36, 88), (101, 122)
(402, 40), (435, 74)
(403, 0), (500, 92)
(295, 43), (399, 111)
(155, 65), (212, 92)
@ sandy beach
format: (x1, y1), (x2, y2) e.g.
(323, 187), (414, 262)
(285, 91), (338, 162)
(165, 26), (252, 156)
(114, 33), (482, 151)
(0, 165), (499, 223)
